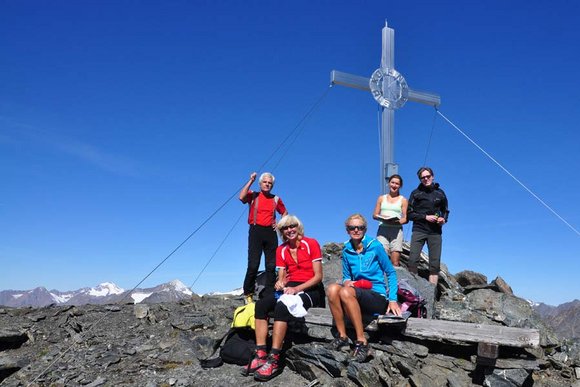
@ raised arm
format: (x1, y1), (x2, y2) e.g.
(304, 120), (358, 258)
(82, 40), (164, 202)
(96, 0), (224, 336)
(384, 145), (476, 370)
(239, 172), (257, 202)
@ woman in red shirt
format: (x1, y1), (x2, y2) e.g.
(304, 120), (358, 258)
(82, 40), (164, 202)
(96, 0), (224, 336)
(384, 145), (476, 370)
(246, 214), (324, 382)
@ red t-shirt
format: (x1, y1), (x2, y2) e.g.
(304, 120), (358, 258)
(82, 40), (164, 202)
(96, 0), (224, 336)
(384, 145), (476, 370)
(243, 191), (287, 226)
(276, 236), (322, 283)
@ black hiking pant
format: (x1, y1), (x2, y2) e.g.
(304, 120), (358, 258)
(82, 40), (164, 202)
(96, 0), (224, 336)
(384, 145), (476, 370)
(243, 225), (277, 296)
(408, 230), (442, 275)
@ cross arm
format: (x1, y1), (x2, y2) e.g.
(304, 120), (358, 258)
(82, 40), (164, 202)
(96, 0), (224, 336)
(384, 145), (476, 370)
(407, 89), (441, 108)
(331, 69), (441, 108)
(330, 70), (370, 91)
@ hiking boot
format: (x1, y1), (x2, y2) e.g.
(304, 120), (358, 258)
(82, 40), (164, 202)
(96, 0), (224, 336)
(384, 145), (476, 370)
(242, 349), (267, 376)
(327, 336), (350, 351)
(254, 353), (282, 381)
(351, 341), (370, 362)
(244, 294), (254, 305)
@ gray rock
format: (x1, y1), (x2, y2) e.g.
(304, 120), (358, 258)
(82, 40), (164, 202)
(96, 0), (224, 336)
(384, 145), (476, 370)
(0, 329), (28, 349)
(346, 361), (380, 387)
(483, 368), (531, 387)
(467, 289), (560, 346)
(383, 339), (429, 358)
(416, 363), (453, 386)
(85, 376), (107, 386)
(455, 270), (488, 287)
(134, 304), (150, 319)
(436, 297), (489, 324)
(287, 344), (349, 377)
(171, 313), (214, 330)
(490, 276), (514, 295)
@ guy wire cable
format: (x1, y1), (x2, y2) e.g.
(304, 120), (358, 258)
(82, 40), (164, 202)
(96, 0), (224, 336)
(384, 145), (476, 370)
(28, 84), (334, 384)
(189, 207), (246, 291)
(421, 107), (439, 168)
(377, 104), (383, 193)
(270, 86), (332, 171)
(404, 107), (440, 243)
(260, 85), (332, 172)
(437, 109), (579, 236)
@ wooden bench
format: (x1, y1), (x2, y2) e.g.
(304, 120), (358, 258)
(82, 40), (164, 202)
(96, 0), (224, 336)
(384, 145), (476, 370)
(304, 308), (540, 362)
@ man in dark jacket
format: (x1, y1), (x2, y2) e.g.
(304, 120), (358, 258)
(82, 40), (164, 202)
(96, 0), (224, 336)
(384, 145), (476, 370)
(407, 167), (449, 284)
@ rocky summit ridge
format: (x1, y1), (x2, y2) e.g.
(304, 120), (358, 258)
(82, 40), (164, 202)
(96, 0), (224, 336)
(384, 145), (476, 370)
(1, 243), (579, 386)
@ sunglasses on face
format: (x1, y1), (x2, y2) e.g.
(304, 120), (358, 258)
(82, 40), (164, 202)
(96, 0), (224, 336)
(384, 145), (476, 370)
(281, 224), (298, 231)
(420, 174), (432, 180)
(346, 225), (366, 231)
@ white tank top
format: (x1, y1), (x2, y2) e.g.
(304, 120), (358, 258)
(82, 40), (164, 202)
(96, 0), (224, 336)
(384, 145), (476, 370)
(380, 195), (403, 225)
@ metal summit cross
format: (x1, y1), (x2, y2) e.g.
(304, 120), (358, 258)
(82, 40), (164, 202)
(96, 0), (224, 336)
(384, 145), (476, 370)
(331, 21), (441, 194)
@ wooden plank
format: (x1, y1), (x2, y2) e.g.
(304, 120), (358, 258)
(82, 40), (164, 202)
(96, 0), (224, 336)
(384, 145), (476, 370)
(404, 318), (540, 348)
(303, 308), (540, 348)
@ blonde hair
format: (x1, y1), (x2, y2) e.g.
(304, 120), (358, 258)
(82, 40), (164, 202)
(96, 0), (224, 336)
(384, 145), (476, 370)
(344, 213), (367, 229)
(277, 214), (304, 241)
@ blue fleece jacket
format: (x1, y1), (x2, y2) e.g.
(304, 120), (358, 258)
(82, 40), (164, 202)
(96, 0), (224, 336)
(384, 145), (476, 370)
(342, 235), (398, 301)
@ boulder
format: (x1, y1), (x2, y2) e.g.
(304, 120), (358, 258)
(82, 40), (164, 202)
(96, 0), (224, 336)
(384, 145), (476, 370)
(455, 270), (488, 287)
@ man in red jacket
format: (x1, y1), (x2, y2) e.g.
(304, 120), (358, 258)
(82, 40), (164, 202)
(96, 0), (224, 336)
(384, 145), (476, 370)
(239, 172), (287, 304)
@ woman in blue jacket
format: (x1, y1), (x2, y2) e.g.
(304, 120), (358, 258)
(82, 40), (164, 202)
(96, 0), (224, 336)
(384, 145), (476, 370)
(326, 213), (401, 362)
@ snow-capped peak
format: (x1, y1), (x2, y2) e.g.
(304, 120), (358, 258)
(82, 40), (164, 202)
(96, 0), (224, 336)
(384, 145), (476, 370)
(88, 282), (125, 297)
(168, 279), (192, 295)
(205, 287), (244, 296)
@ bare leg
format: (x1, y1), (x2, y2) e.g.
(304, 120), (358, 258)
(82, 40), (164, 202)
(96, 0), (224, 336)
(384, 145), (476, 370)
(339, 286), (366, 344)
(390, 251), (401, 266)
(327, 283), (348, 338)
(255, 318), (269, 347)
(429, 274), (438, 285)
(271, 321), (288, 350)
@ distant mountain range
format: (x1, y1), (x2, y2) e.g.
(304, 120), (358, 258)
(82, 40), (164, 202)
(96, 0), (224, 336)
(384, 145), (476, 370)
(533, 299), (580, 341)
(0, 280), (198, 307)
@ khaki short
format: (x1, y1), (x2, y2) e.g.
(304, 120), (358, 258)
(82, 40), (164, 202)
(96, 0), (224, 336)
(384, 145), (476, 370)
(376, 226), (403, 253)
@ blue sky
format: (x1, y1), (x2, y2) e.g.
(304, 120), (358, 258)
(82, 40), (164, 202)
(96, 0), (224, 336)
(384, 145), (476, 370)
(1, 1), (578, 305)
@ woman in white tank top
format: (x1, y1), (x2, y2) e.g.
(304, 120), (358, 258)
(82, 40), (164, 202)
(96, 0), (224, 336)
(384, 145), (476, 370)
(372, 174), (408, 266)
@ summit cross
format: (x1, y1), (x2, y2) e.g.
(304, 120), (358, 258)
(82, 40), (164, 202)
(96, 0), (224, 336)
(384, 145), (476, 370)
(331, 21), (441, 194)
